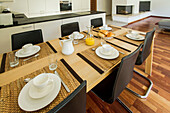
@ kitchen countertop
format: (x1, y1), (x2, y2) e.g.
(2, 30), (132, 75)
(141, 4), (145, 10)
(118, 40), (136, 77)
(0, 11), (106, 29)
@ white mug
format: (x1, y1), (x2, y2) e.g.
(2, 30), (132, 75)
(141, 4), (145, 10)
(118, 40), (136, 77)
(102, 44), (112, 54)
(103, 25), (108, 29)
(22, 43), (33, 52)
(72, 31), (79, 39)
(131, 31), (139, 38)
(32, 73), (53, 90)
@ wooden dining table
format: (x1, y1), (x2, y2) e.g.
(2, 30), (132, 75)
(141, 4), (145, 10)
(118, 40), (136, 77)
(0, 25), (154, 112)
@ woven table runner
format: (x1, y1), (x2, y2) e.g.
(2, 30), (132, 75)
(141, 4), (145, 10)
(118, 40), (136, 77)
(78, 44), (126, 73)
(0, 60), (80, 112)
(4, 43), (55, 72)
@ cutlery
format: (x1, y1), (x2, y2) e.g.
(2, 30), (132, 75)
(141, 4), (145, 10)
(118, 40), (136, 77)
(23, 54), (39, 61)
(92, 48), (96, 51)
(54, 71), (70, 93)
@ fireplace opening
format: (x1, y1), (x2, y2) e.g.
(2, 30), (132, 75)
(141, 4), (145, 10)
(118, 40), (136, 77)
(116, 5), (133, 15)
(139, 1), (151, 12)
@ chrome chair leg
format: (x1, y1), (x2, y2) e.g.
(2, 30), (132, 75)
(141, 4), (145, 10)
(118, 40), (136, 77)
(126, 70), (153, 99)
(117, 98), (133, 113)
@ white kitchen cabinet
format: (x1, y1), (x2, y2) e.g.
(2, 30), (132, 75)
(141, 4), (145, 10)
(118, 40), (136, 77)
(62, 17), (80, 24)
(72, 0), (82, 11)
(79, 15), (91, 31)
(0, 0), (13, 1)
(34, 20), (62, 41)
(28, 0), (46, 14)
(45, 0), (60, 13)
(0, 24), (34, 54)
(81, 0), (90, 11)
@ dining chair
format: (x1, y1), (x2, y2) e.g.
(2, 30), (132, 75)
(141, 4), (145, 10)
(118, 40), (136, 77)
(126, 28), (156, 99)
(48, 81), (86, 113)
(11, 29), (44, 51)
(91, 18), (103, 28)
(61, 22), (80, 37)
(91, 44), (142, 113)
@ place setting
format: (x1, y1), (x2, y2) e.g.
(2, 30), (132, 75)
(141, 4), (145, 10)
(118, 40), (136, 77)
(68, 31), (85, 44)
(99, 25), (112, 31)
(125, 30), (145, 41)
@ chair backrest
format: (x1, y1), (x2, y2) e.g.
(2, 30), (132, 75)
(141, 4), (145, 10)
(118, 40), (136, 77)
(140, 28), (156, 63)
(61, 22), (80, 37)
(11, 29), (43, 51)
(111, 44), (142, 101)
(49, 81), (86, 113)
(91, 18), (103, 28)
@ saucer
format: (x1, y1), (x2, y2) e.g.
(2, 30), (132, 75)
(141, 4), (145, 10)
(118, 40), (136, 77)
(99, 27), (112, 31)
(95, 47), (119, 59)
(18, 73), (61, 112)
(15, 46), (41, 58)
(100, 48), (113, 56)
(126, 34), (145, 41)
(69, 34), (84, 39)
(29, 78), (54, 99)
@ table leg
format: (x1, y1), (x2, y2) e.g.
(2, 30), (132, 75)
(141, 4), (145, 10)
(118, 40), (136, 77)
(145, 38), (154, 76)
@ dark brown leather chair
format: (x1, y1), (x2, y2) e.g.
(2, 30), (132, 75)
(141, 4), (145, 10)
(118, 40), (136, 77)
(49, 81), (86, 113)
(91, 44), (142, 113)
(11, 29), (43, 51)
(126, 28), (156, 98)
(61, 22), (80, 37)
(91, 18), (103, 28)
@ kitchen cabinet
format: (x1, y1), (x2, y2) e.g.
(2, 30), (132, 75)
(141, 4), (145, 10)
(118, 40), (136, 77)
(34, 20), (62, 42)
(72, 0), (82, 11)
(28, 0), (46, 14)
(0, 24), (34, 54)
(81, 0), (90, 11)
(45, 0), (60, 13)
(62, 17), (80, 26)
(79, 15), (91, 31)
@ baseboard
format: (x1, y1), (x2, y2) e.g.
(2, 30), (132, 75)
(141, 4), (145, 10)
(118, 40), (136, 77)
(150, 15), (170, 19)
(127, 16), (151, 25)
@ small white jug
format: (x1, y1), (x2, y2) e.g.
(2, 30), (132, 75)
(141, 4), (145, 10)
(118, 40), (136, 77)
(59, 39), (74, 55)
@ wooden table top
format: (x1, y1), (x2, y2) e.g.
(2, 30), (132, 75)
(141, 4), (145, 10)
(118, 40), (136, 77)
(0, 25), (145, 92)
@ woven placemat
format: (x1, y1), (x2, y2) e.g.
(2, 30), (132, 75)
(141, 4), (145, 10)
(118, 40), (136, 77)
(0, 60), (80, 112)
(5, 43), (55, 72)
(78, 44), (126, 73)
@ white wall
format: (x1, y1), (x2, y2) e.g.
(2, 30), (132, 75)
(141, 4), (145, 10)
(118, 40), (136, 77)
(151, 0), (170, 17)
(97, 0), (112, 15)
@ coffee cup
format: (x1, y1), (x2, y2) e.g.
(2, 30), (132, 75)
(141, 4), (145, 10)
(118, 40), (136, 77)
(102, 44), (112, 54)
(22, 43), (33, 53)
(131, 31), (139, 38)
(32, 73), (53, 90)
(103, 25), (108, 29)
(72, 31), (79, 39)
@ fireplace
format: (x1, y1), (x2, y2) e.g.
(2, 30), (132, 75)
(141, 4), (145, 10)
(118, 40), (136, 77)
(139, 1), (151, 12)
(116, 5), (133, 15)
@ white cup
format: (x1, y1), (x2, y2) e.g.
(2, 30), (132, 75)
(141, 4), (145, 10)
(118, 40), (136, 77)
(102, 44), (112, 54)
(131, 31), (139, 38)
(22, 43), (33, 53)
(72, 31), (79, 39)
(33, 73), (53, 90)
(103, 25), (108, 29)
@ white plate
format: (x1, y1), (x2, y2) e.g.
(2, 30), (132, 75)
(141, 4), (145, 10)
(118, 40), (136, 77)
(68, 34), (84, 39)
(15, 45), (41, 58)
(99, 27), (112, 31)
(29, 75), (55, 99)
(126, 34), (145, 41)
(95, 47), (119, 59)
(18, 73), (61, 112)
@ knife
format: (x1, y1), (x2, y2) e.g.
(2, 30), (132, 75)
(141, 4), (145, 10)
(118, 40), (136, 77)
(54, 71), (70, 93)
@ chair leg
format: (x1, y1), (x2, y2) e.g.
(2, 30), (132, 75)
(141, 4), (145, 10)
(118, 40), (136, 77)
(117, 98), (133, 113)
(126, 70), (153, 99)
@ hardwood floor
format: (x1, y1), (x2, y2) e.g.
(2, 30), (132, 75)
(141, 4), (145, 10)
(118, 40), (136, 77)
(86, 16), (170, 113)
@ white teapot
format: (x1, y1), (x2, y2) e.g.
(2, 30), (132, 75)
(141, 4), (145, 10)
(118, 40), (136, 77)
(59, 38), (74, 55)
